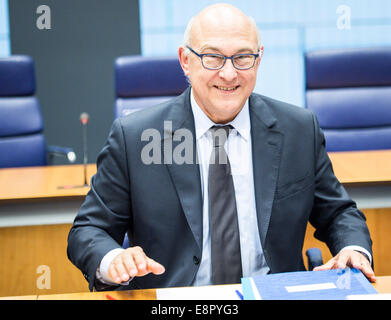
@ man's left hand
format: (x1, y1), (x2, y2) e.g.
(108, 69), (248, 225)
(313, 249), (376, 283)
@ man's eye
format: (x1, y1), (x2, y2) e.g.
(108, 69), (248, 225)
(235, 55), (252, 60)
(206, 54), (223, 59)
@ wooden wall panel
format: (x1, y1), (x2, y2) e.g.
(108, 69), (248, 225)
(0, 224), (88, 297)
(365, 208), (391, 275)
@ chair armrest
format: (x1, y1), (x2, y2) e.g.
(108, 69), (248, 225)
(306, 248), (324, 271)
(47, 145), (77, 163)
(122, 233), (130, 249)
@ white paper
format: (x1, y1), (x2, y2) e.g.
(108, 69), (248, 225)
(156, 284), (242, 300)
(347, 293), (391, 300)
(285, 282), (337, 293)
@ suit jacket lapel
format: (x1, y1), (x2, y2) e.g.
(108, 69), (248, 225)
(162, 90), (282, 252)
(164, 88), (203, 251)
(249, 94), (283, 247)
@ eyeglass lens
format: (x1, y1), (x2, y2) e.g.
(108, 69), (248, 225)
(202, 54), (255, 70)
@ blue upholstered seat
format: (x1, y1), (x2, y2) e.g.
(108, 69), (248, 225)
(0, 55), (75, 168)
(305, 47), (391, 151)
(114, 56), (189, 119)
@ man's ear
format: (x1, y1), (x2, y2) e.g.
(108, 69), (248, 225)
(178, 46), (190, 76)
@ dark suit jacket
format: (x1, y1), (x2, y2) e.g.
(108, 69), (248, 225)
(67, 87), (372, 291)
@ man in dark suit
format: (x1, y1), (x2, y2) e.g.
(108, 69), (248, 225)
(67, 3), (375, 292)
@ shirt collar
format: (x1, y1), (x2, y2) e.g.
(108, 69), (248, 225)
(190, 88), (251, 141)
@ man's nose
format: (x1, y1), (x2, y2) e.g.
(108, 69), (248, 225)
(218, 58), (238, 82)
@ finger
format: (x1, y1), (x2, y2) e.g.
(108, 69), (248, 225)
(365, 268), (377, 283)
(113, 257), (131, 282)
(132, 247), (150, 276)
(360, 264), (376, 283)
(108, 262), (122, 283)
(121, 250), (138, 278)
(313, 258), (335, 271)
(334, 251), (350, 269)
(350, 255), (376, 283)
(349, 253), (366, 270)
(146, 257), (165, 275)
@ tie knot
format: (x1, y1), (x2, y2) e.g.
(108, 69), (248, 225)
(210, 125), (233, 147)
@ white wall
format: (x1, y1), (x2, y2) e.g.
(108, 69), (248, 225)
(0, 0), (10, 57)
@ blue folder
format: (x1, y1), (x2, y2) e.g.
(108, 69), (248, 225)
(241, 268), (377, 300)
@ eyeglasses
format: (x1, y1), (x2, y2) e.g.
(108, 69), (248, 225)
(186, 46), (259, 70)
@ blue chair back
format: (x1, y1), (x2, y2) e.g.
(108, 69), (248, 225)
(305, 47), (391, 151)
(114, 56), (189, 118)
(0, 55), (47, 168)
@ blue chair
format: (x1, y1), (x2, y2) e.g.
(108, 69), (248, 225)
(122, 233), (130, 249)
(305, 47), (391, 151)
(114, 56), (189, 119)
(0, 55), (76, 168)
(306, 248), (324, 271)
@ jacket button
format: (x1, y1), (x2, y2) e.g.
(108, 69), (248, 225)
(193, 256), (200, 265)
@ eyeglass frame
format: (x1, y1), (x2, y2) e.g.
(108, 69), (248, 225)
(186, 46), (260, 70)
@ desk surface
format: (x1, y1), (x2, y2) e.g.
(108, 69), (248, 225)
(0, 164), (96, 202)
(0, 150), (390, 202)
(328, 150), (391, 185)
(2, 276), (391, 300)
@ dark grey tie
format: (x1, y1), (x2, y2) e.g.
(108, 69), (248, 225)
(208, 125), (242, 284)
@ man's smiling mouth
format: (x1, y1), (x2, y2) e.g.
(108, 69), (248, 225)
(214, 85), (240, 91)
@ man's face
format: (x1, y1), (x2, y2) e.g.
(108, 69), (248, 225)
(179, 13), (262, 124)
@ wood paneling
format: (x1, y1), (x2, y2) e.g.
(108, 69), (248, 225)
(0, 224), (88, 297)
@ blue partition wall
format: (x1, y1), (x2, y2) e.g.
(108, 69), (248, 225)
(140, 0), (391, 107)
(0, 0), (10, 57)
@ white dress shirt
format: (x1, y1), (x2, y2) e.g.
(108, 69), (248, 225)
(190, 89), (269, 285)
(96, 88), (371, 285)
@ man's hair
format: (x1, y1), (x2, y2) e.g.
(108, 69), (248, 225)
(182, 16), (262, 54)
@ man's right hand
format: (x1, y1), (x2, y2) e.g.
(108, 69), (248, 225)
(108, 246), (165, 283)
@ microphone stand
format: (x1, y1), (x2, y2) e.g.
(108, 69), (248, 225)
(58, 112), (90, 189)
(82, 115), (88, 186)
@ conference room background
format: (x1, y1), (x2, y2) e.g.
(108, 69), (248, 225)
(1, 0), (391, 164)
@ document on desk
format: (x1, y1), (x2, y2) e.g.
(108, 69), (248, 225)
(156, 284), (242, 300)
(241, 268), (377, 300)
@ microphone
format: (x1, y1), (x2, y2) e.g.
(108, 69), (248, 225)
(80, 112), (89, 125)
(80, 112), (89, 186)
